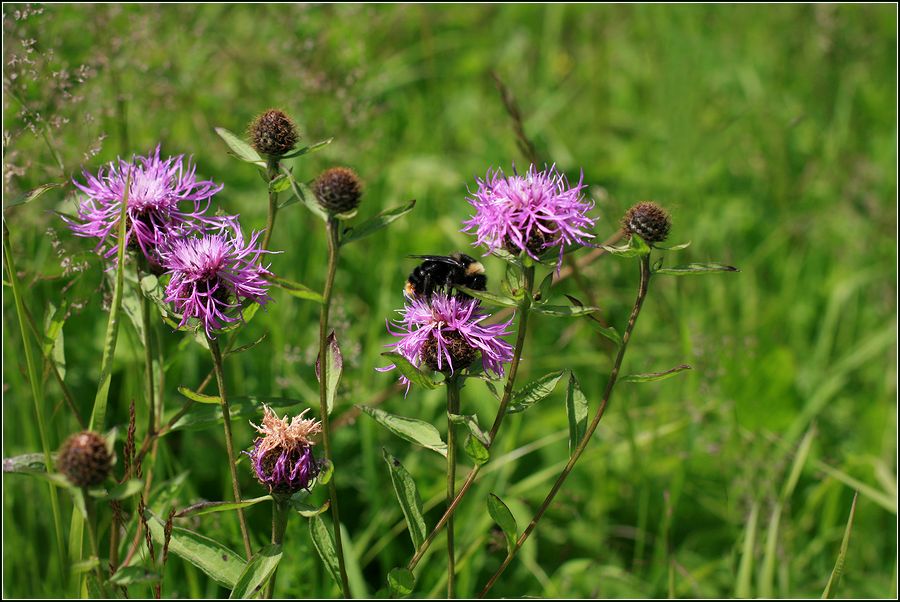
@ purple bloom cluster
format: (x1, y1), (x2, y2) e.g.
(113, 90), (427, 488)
(67, 146), (229, 266)
(248, 406), (322, 494)
(462, 164), (596, 270)
(65, 146), (273, 337)
(379, 292), (514, 390)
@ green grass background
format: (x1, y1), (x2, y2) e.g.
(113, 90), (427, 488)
(3, 3), (897, 598)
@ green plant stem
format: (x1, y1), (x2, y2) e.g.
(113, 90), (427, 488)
(479, 254), (652, 597)
(264, 498), (290, 598)
(207, 336), (253, 560)
(446, 375), (461, 598)
(407, 265), (535, 572)
(2, 224), (67, 579)
(318, 216), (352, 598)
(261, 157), (280, 251)
(139, 270), (156, 442)
(83, 494), (105, 590)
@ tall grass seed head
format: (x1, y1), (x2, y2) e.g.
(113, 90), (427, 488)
(58, 431), (112, 488)
(158, 224), (273, 338)
(65, 145), (229, 266)
(378, 292), (514, 392)
(248, 405), (322, 494)
(248, 109), (299, 158)
(313, 166), (363, 214)
(462, 164), (596, 271)
(622, 201), (671, 245)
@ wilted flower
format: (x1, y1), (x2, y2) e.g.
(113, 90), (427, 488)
(379, 292), (514, 391)
(462, 164), (596, 270)
(58, 431), (112, 488)
(158, 226), (272, 338)
(248, 405), (322, 494)
(65, 146), (228, 266)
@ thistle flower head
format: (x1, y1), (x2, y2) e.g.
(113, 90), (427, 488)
(379, 292), (514, 391)
(313, 167), (363, 215)
(65, 146), (228, 265)
(158, 226), (273, 338)
(622, 201), (671, 245)
(462, 164), (596, 270)
(248, 109), (299, 158)
(58, 431), (112, 488)
(248, 405), (322, 494)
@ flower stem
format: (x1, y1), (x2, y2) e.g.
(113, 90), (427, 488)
(479, 254), (652, 597)
(446, 375), (462, 598)
(407, 265), (535, 572)
(318, 216), (352, 598)
(264, 497), (290, 598)
(207, 336), (254, 560)
(261, 157), (280, 251)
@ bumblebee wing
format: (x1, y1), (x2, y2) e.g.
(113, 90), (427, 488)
(407, 254), (464, 266)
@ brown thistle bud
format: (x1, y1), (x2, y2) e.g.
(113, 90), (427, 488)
(313, 167), (363, 214)
(57, 431), (112, 488)
(248, 109), (299, 158)
(622, 201), (671, 245)
(421, 332), (478, 373)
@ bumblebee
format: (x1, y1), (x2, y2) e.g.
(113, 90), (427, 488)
(404, 253), (487, 300)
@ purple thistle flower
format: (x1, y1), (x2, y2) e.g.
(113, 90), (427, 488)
(248, 406), (322, 495)
(158, 226), (272, 338)
(378, 292), (514, 391)
(65, 145), (228, 265)
(462, 164), (596, 271)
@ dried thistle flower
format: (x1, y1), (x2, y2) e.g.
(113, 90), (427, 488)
(313, 167), (363, 214)
(248, 109), (299, 158)
(57, 431), (112, 488)
(622, 201), (671, 245)
(247, 406), (323, 494)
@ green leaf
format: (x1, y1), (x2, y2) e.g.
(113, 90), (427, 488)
(387, 567), (415, 598)
(565, 373), (589, 457)
(592, 323), (622, 348)
(3, 452), (52, 474)
(653, 240), (691, 251)
(309, 515), (342, 589)
(464, 435), (490, 466)
(380, 352), (438, 389)
(340, 199), (417, 245)
(226, 333), (269, 356)
(535, 272), (554, 302)
(229, 544), (283, 599)
(166, 396), (302, 433)
(487, 493), (518, 554)
(107, 566), (160, 586)
(280, 171), (328, 220)
(622, 364), (692, 383)
(382, 449), (427, 550)
(602, 234), (650, 257)
(266, 273), (324, 303)
(42, 301), (67, 380)
(508, 370), (565, 414)
(145, 510), (245, 589)
(279, 137), (333, 160)
(176, 496), (272, 518)
(822, 492), (858, 598)
(448, 414), (490, 446)
(503, 262), (526, 299)
(88, 479), (144, 501)
(177, 385), (221, 404)
(317, 459), (334, 485)
(3, 181), (65, 212)
(268, 173), (292, 194)
(316, 331), (343, 415)
(734, 501), (759, 598)
(290, 499), (331, 517)
(214, 127), (264, 166)
(454, 286), (518, 308)
(653, 262), (739, 275)
(359, 406), (447, 457)
(531, 304), (601, 317)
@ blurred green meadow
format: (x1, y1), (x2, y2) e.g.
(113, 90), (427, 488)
(2, 3), (897, 598)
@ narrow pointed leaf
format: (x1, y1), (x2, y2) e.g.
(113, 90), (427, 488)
(309, 515), (342, 589)
(280, 171), (328, 220)
(359, 406), (447, 457)
(316, 331), (343, 415)
(279, 137), (333, 160)
(167, 396), (302, 432)
(653, 240), (691, 251)
(291, 499), (331, 517)
(449, 414), (490, 446)
(107, 566), (161, 586)
(653, 262), (739, 275)
(822, 492), (858, 598)
(381, 352), (438, 389)
(3, 181), (66, 212)
(603, 234), (650, 257)
(214, 127), (264, 166)
(622, 364), (692, 383)
(340, 199), (416, 245)
(464, 435), (490, 466)
(226, 333), (269, 356)
(388, 567), (415, 598)
(88, 479), (144, 501)
(565, 372), (589, 457)
(266, 273), (324, 303)
(229, 544), (283, 599)
(508, 370), (565, 414)
(176, 496), (273, 518)
(177, 385), (221, 404)
(487, 494), (518, 554)
(382, 449), (427, 549)
(531, 304), (601, 317)
(454, 286), (518, 308)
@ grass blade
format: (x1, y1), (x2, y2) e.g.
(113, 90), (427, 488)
(822, 492), (858, 598)
(735, 501), (759, 598)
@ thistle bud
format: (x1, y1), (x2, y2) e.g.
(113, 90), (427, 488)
(622, 201), (671, 245)
(313, 167), (363, 214)
(58, 431), (112, 488)
(248, 406), (322, 495)
(248, 109), (299, 158)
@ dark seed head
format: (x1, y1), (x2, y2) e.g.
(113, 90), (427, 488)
(248, 109), (299, 158)
(622, 202), (671, 245)
(504, 228), (551, 257)
(421, 331), (478, 373)
(313, 167), (363, 214)
(58, 431), (112, 488)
